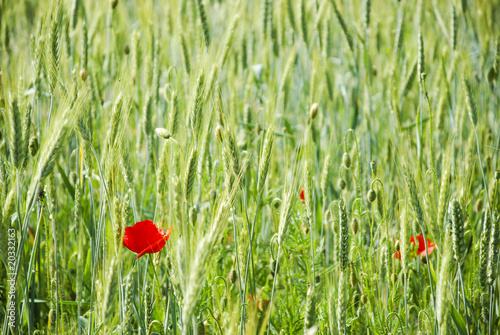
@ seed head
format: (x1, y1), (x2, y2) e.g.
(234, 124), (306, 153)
(215, 125), (224, 142)
(463, 77), (478, 127)
(338, 198), (350, 272)
(29, 136), (39, 156)
(450, 199), (465, 265)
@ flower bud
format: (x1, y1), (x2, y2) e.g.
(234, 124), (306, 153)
(229, 269), (237, 284)
(367, 189), (377, 203)
(155, 128), (171, 139)
(342, 152), (351, 169)
(79, 68), (88, 82)
(351, 218), (359, 235)
(309, 103), (318, 119)
(337, 178), (346, 190)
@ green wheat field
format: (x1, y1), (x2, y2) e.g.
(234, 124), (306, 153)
(0, 0), (500, 333)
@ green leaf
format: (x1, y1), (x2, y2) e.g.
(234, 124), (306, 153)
(429, 259), (437, 286)
(450, 303), (467, 335)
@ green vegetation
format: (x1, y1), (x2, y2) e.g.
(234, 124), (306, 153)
(0, 0), (499, 333)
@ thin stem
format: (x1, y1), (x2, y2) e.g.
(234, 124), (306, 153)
(48, 93), (54, 126)
(242, 192), (260, 300)
(231, 210), (244, 327)
(458, 263), (471, 334)
(419, 225), (438, 333)
(266, 243), (282, 335)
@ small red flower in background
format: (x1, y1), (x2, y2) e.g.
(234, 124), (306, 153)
(300, 188), (305, 204)
(394, 235), (434, 260)
(123, 220), (173, 258)
(248, 295), (270, 312)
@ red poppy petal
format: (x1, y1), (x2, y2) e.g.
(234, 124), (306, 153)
(416, 235), (434, 257)
(394, 250), (401, 260)
(136, 226), (173, 258)
(300, 188), (305, 202)
(410, 236), (416, 246)
(123, 220), (172, 257)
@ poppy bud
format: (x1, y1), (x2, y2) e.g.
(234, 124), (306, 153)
(29, 136), (39, 156)
(111, 0), (118, 9)
(80, 68), (88, 82)
(351, 218), (359, 235)
(229, 269), (237, 284)
(309, 103), (319, 119)
(337, 178), (346, 190)
(123, 44), (130, 55)
(215, 125), (224, 142)
(342, 153), (351, 169)
(495, 170), (500, 180)
(394, 240), (400, 251)
(367, 189), (377, 203)
(315, 275), (320, 283)
(155, 128), (171, 139)
(196, 320), (205, 335)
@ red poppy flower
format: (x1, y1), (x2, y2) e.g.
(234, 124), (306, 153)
(300, 188), (305, 204)
(123, 220), (173, 258)
(394, 235), (434, 260)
